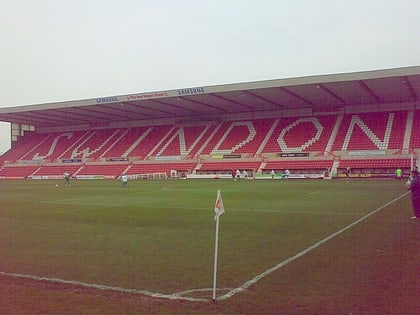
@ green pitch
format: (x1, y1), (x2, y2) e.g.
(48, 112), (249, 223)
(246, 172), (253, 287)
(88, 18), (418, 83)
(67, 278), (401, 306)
(0, 178), (411, 303)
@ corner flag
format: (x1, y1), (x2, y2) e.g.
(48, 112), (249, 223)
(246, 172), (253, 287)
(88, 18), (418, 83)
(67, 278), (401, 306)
(214, 189), (225, 220)
(213, 189), (224, 301)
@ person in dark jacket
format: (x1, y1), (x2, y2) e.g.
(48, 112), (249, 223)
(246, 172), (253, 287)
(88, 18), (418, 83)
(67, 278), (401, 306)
(408, 170), (420, 219)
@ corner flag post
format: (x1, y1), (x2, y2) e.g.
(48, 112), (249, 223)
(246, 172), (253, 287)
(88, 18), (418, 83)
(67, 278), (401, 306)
(212, 189), (225, 301)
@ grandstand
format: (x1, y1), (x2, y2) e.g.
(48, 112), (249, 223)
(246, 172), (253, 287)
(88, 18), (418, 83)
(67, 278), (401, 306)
(0, 66), (419, 179)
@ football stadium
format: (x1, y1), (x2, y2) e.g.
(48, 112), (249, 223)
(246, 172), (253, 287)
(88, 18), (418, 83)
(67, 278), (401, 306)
(1, 66), (420, 314)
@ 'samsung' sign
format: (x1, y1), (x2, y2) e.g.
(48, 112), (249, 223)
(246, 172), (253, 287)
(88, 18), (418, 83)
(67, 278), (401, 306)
(177, 87), (205, 96)
(96, 96), (118, 104)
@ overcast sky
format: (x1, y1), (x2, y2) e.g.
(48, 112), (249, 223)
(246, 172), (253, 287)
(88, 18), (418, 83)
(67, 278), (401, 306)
(1, 0), (419, 154)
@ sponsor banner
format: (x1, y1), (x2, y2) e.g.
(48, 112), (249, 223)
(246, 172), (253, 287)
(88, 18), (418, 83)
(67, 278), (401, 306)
(75, 175), (105, 180)
(255, 173), (325, 179)
(223, 154), (241, 159)
(29, 175), (62, 180)
(210, 154), (242, 159)
(293, 173), (324, 179)
(338, 173), (393, 178)
(62, 159), (82, 163)
(155, 156), (181, 161)
(187, 174), (233, 179)
(126, 92), (169, 101)
(278, 153), (309, 157)
(95, 96), (119, 104)
(348, 151), (386, 156)
(177, 87), (205, 96)
(106, 157), (129, 162)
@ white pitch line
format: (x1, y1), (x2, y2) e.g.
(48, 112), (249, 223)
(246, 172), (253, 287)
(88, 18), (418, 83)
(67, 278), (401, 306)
(217, 191), (410, 301)
(307, 188), (339, 195)
(0, 271), (208, 302)
(3, 192), (409, 303)
(171, 287), (234, 298)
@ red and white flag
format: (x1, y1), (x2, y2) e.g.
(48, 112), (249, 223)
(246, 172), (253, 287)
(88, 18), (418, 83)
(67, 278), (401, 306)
(214, 190), (225, 220)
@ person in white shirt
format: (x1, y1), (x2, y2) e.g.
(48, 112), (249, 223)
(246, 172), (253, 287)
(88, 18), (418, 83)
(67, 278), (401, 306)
(63, 171), (70, 186)
(121, 174), (128, 187)
(242, 170), (248, 179)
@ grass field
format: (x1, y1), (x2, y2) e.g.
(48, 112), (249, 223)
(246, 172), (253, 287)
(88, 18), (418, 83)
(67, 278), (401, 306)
(1, 178), (419, 314)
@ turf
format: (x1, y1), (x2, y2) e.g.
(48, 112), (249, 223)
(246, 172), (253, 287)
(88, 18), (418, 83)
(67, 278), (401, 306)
(1, 178), (419, 314)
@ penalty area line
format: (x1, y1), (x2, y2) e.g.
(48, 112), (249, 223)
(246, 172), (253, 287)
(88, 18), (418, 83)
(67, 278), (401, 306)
(217, 191), (410, 301)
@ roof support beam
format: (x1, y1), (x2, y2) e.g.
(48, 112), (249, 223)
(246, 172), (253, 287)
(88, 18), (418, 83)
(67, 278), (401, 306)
(148, 99), (199, 115)
(358, 80), (381, 103)
(244, 90), (285, 109)
(279, 87), (314, 106)
(119, 102), (156, 117)
(402, 77), (417, 100)
(210, 93), (254, 110)
(52, 109), (108, 122)
(179, 96), (225, 111)
(317, 84), (346, 104)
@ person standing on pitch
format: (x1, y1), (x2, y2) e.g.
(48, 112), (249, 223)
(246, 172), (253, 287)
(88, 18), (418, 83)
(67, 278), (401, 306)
(242, 169), (248, 179)
(395, 168), (403, 179)
(345, 167), (351, 181)
(235, 169), (241, 180)
(121, 174), (128, 188)
(63, 171), (70, 187)
(408, 169), (420, 219)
